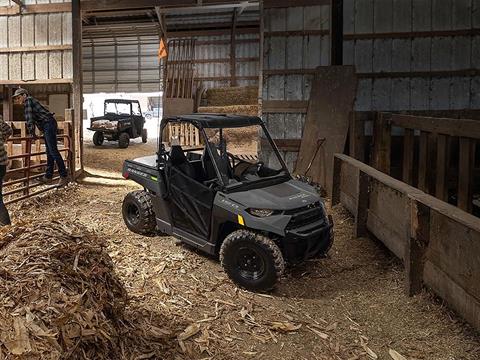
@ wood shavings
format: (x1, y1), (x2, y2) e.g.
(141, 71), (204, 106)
(389, 349), (407, 360)
(269, 321), (302, 333)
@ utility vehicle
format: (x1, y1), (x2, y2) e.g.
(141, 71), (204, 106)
(121, 114), (333, 291)
(88, 99), (148, 148)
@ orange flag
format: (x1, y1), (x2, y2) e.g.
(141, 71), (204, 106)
(158, 38), (168, 59)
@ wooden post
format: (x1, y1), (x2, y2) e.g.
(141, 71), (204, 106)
(230, 9), (238, 87)
(405, 200), (430, 296)
(72, 0), (83, 175)
(402, 128), (414, 185)
(372, 112), (391, 174)
(354, 170), (370, 238)
(458, 137), (474, 212)
(349, 112), (365, 162)
(435, 134), (449, 201)
(417, 131), (429, 192)
(330, 0), (343, 65)
(2, 86), (13, 122)
(331, 155), (342, 205)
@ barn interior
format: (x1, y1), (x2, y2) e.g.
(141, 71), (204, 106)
(0, 1), (479, 359)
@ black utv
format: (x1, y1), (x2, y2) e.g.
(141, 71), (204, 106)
(121, 114), (334, 291)
(88, 99), (148, 148)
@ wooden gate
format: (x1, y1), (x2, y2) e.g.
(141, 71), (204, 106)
(3, 121), (74, 205)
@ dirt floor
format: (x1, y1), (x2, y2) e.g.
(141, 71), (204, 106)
(8, 139), (480, 360)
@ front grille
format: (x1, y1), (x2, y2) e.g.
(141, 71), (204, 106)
(285, 202), (323, 230)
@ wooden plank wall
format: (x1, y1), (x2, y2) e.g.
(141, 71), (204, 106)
(261, 0), (330, 171)
(193, 33), (260, 89)
(0, 0), (72, 84)
(343, 0), (480, 111)
(332, 153), (480, 332)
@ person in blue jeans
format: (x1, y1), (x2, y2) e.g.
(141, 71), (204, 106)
(0, 116), (13, 226)
(12, 88), (69, 187)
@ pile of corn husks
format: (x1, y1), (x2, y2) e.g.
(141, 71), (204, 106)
(0, 221), (128, 359)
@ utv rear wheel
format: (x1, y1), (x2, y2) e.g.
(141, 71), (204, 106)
(122, 190), (156, 236)
(93, 131), (104, 146)
(220, 230), (285, 292)
(141, 129), (148, 143)
(118, 132), (130, 148)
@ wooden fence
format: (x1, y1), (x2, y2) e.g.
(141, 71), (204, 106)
(332, 153), (480, 332)
(349, 112), (479, 214)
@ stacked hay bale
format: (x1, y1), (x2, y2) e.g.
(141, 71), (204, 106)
(0, 220), (166, 359)
(199, 86), (259, 154)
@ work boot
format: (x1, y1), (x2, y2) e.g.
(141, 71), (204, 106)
(57, 176), (70, 188)
(37, 175), (53, 184)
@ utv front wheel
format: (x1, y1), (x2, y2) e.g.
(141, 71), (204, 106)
(122, 191), (156, 236)
(220, 230), (285, 292)
(118, 132), (130, 148)
(93, 131), (104, 146)
(141, 129), (148, 143)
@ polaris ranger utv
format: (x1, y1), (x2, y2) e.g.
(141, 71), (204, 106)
(88, 99), (148, 148)
(122, 114), (333, 291)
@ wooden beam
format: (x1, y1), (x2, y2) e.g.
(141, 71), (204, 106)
(263, 69), (317, 76)
(349, 112), (366, 162)
(156, 1), (259, 13)
(435, 134), (450, 201)
(263, 0), (329, 8)
(417, 131), (429, 193)
(72, 0), (84, 173)
(0, 79), (73, 85)
(81, 0), (259, 11)
(344, 29), (480, 40)
(2, 86), (13, 123)
(0, 45), (72, 54)
(330, 0), (343, 65)
(358, 69), (480, 79)
(262, 100), (308, 114)
(372, 112), (391, 174)
(264, 30), (329, 37)
(195, 75), (258, 81)
(165, 27), (258, 38)
(389, 113), (480, 139)
(0, 3), (71, 15)
(405, 200), (430, 296)
(458, 137), (475, 213)
(354, 170), (370, 238)
(402, 128), (414, 185)
(261, 138), (301, 152)
(230, 8), (238, 87)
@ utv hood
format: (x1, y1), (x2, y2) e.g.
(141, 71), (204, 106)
(226, 179), (320, 211)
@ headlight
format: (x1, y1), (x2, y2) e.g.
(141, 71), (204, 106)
(248, 208), (275, 217)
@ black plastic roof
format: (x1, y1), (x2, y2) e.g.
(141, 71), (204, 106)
(164, 114), (263, 129)
(104, 99), (140, 103)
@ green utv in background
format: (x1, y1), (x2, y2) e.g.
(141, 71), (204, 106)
(88, 99), (148, 148)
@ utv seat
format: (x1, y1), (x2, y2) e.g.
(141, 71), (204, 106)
(170, 145), (196, 179)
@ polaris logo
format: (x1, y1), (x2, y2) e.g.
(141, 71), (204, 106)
(288, 193), (310, 201)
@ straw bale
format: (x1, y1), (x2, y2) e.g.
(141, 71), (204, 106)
(205, 87), (258, 106)
(198, 105), (259, 117)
